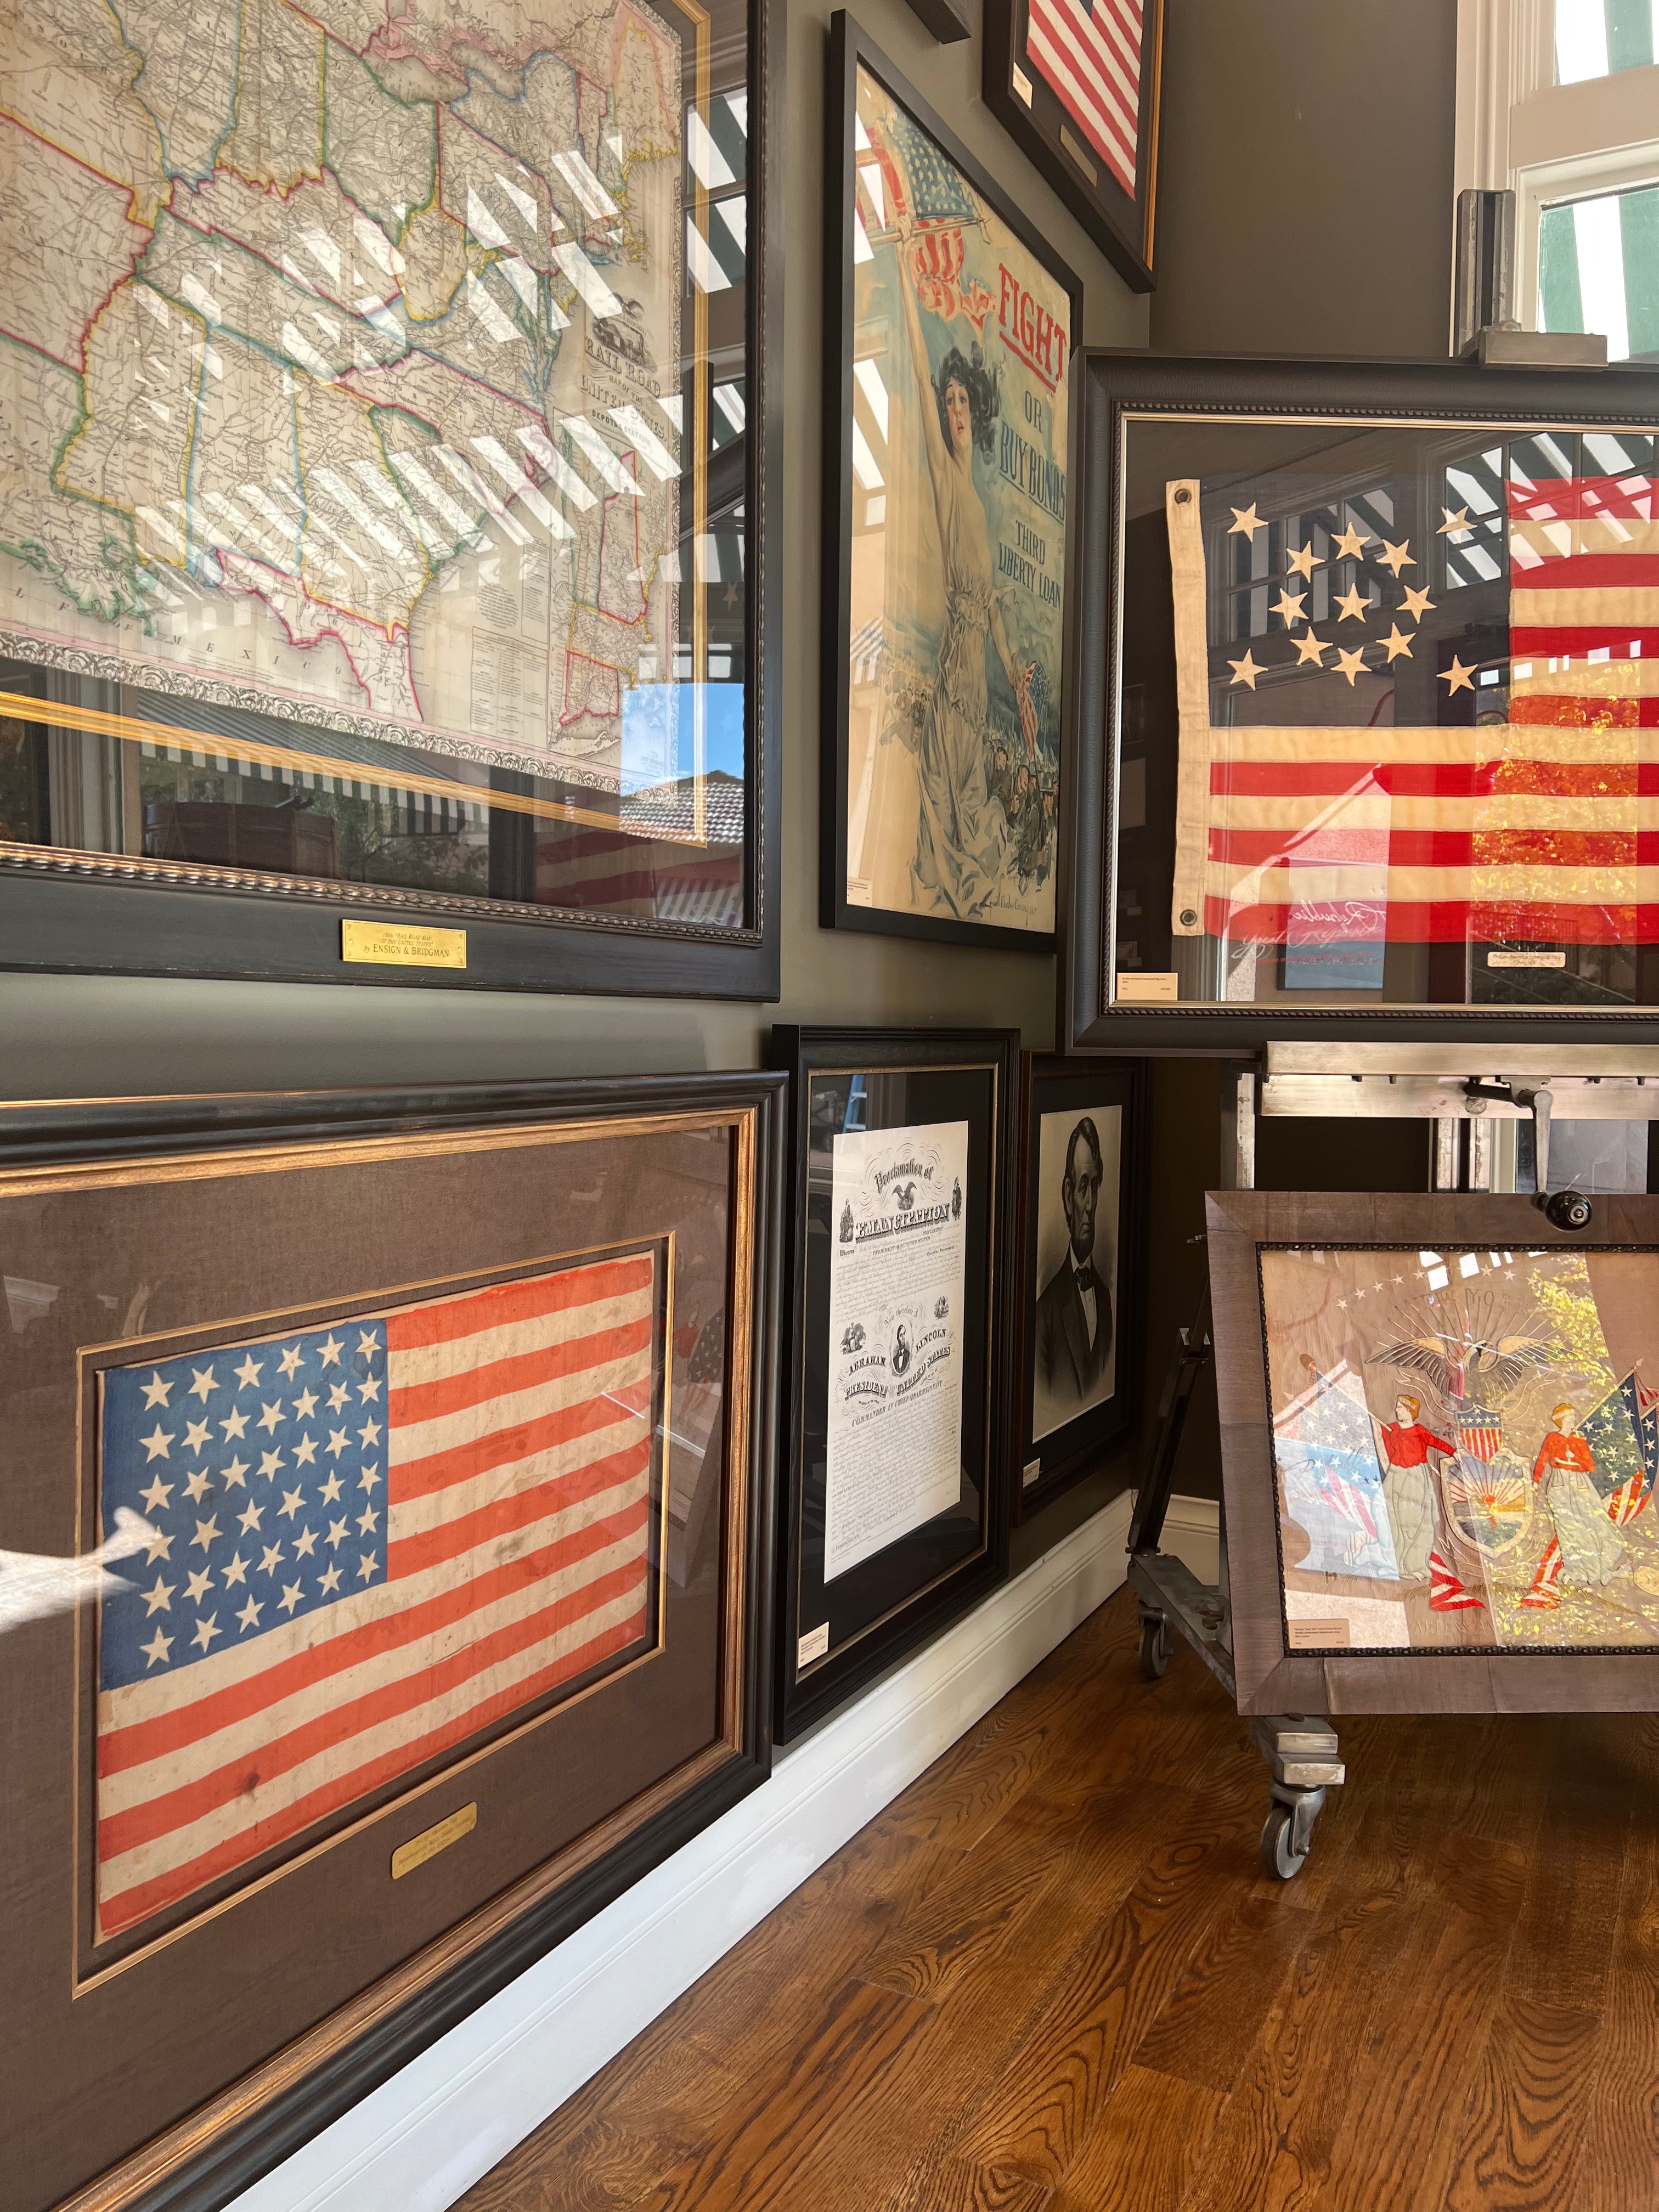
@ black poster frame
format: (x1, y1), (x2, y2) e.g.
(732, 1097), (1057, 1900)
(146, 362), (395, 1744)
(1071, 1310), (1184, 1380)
(1012, 1052), (1149, 1520)
(819, 11), (1082, 955)
(769, 1024), (1016, 1741)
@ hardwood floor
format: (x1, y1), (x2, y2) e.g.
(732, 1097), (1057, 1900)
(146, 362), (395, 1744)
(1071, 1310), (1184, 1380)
(456, 1585), (1658, 2212)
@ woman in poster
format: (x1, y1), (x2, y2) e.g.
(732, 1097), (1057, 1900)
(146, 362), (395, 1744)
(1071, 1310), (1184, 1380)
(1523, 1400), (1625, 1606)
(1372, 1392), (1485, 1611)
(894, 240), (1038, 923)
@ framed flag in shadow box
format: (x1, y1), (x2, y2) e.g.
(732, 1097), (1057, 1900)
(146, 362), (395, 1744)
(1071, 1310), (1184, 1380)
(1062, 351), (1659, 1052)
(0, 1075), (780, 2212)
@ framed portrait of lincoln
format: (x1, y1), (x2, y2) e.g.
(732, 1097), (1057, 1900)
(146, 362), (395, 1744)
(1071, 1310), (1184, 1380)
(1012, 1055), (1148, 1519)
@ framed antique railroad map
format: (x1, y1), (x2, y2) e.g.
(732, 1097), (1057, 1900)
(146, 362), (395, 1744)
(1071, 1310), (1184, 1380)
(0, 0), (782, 996)
(1063, 352), (1659, 1049)
(770, 1025), (1014, 1739)
(0, 1075), (780, 2212)
(1209, 1189), (1659, 1714)
(820, 14), (1080, 951)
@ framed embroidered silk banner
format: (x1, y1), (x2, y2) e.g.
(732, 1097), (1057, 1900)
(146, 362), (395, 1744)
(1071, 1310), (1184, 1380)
(981, 0), (1162, 292)
(0, 0), (783, 1000)
(1207, 1188), (1659, 1714)
(0, 1075), (780, 2212)
(1063, 352), (1659, 1049)
(821, 14), (1081, 952)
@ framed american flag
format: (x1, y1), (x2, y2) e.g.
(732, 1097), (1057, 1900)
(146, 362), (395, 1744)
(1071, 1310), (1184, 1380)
(982, 0), (1162, 293)
(0, 1074), (781, 2212)
(1063, 350), (1659, 1050)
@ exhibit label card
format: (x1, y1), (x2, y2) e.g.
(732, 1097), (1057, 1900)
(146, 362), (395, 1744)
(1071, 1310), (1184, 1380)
(825, 1119), (969, 1581)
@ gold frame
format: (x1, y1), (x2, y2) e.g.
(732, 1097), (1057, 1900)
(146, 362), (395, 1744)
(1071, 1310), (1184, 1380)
(72, 1229), (678, 1989)
(3, 1098), (760, 2212)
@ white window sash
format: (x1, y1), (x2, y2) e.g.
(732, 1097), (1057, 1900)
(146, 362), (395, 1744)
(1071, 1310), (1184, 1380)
(1453, 0), (1659, 341)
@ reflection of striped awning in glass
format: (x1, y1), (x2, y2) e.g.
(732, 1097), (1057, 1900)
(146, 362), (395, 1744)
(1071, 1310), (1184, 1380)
(537, 768), (744, 927)
(0, 686), (704, 845)
(850, 616), (885, 688)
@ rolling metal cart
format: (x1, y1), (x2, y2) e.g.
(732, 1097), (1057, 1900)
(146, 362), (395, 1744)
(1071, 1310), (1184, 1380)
(1126, 1042), (1659, 1878)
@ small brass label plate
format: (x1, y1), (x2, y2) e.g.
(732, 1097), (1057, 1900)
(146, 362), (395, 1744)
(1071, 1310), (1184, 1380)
(391, 1801), (477, 1879)
(1286, 1620), (1351, 1651)
(342, 919), (467, 969)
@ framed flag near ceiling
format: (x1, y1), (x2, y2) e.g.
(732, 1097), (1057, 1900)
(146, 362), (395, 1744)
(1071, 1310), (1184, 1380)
(982, 0), (1162, 292)
(0, 0), (783, 1002)
(821, 13), (1081, 952)
(0, 1074), (780, 2212)
(1062, 350), (1659, 1050)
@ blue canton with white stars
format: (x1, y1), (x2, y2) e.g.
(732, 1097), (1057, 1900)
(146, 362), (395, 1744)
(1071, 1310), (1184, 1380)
(884, 111), (979, 227)
(100, 1321), (390, 1690)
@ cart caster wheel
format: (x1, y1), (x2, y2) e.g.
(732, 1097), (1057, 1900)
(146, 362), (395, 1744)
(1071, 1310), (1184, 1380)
(1138, 1613), (1170, 1680)
(1261, 1802), (1310, 1881)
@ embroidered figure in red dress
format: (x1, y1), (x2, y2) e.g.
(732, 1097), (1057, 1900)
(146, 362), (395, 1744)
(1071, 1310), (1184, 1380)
(1373, 1392), (1484, 1611)
(1522, 1401), (1626, 1609)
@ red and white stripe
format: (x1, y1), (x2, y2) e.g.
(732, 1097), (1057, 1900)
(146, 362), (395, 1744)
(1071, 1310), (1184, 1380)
(1026, 0), (1143, 196)
(1192, 474), (1659, 946)
(95, 1254), (657, 1939)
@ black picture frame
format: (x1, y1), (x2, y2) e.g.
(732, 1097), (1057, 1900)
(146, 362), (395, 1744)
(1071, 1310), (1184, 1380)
(1060, 349), (1659, 1053)
(0, 0), (785, 1005)
(769, 1025), (1016, 1740)
(982, 0), (1163, 293)
(819, 12), (1082, 954)
(1, 1073), (782, 2212)
(1012, 1052), (1148, 1521)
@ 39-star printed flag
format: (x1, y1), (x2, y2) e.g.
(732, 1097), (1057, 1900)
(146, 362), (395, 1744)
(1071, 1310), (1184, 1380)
(94, 1252), (659, 1940)
(1025, 0), (1145, 198)
(1166, 434), (1659, 969)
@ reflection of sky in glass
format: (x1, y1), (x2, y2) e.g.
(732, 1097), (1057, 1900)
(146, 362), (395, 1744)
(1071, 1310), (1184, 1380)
(1541, 186), (1659, 362)
(1555, 0), (1656, 80)
(619, 680), (744, 793)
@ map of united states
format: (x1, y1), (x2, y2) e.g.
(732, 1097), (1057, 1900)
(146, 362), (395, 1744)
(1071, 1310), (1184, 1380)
(0, 0), (686, 783)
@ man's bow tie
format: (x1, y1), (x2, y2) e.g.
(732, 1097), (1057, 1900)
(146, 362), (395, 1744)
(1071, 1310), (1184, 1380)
(1075, 1265), (1093, 1291)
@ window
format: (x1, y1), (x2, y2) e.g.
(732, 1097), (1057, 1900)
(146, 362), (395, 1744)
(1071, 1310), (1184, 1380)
(1455, 0), (1659, 359)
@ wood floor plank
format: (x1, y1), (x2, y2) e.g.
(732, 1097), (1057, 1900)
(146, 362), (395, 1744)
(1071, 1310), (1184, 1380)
(1577, 1808), (1659, 2212)
(1503, 1739), (1630, 2018)
(1442, 1996), (1601, 2211)
(1047, 2064), (1224, 2212)
(631, 1977), (935, 2212)
(1130, 1883), (1318, 2095)
(459, 1592), (1659, 2212)
(933, 1804), (1256, 2196)
(1311, 1892), (1511, 2212)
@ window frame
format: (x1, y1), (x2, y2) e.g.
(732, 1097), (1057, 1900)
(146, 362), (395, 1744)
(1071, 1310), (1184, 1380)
(1453, 0), (1659, 346)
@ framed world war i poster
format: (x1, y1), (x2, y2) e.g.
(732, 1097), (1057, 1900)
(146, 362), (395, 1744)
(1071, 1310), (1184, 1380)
(1013, 1054), (1148, 1520)
(1062, 351), (1659, 1052)
(0, 0), (783, 1001)
(1208, 1189), (1659, 1715)
(821, 14), (1081, 952)
(0, 1074), (780, 2212)
(770, 1026), (1015, 1739)
(981, 0), (1163, 293)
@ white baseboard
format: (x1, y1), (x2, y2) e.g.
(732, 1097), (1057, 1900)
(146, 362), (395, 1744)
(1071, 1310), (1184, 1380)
(227, 1490), (1137, 2212)
(1150, 1491), (1221, 1588)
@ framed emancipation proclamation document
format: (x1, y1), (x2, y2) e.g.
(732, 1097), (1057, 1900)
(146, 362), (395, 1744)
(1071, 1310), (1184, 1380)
(825, 1118), (969, 1579)
(771, 1026), (1014, 1740)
